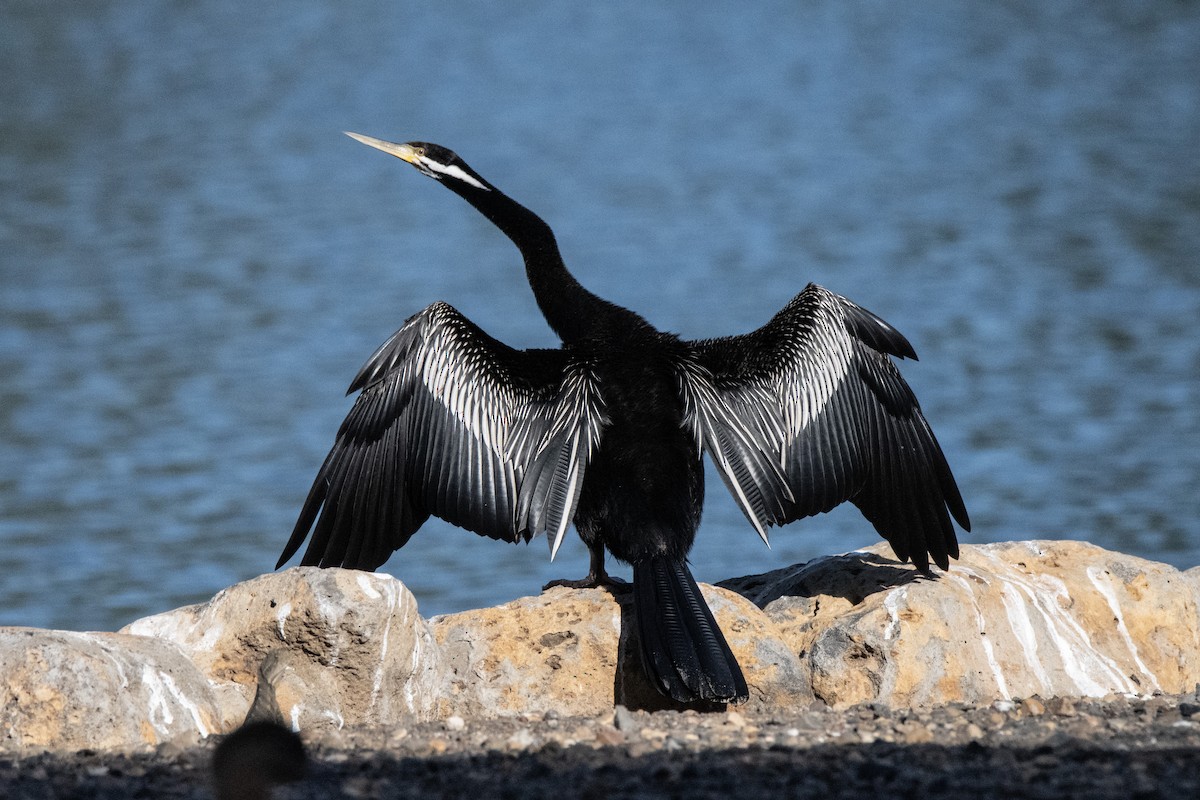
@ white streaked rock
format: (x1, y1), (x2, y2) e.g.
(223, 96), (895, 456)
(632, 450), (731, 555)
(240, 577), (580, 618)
(3, 540), (1197, 754)
(0, 628), (220, 753)
(122, 567), (443, 733)
(721, 540), (1200, 708)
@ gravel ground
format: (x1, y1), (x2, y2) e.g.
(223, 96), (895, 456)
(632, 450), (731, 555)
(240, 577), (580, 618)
(5, 692), (1200, 799)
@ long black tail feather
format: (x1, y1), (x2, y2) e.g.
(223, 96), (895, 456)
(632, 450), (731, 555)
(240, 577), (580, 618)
(632, 556), (749, 704)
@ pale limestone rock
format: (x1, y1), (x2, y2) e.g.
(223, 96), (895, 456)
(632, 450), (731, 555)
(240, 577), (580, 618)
(0, 628), (220, 753)
(721, 540), (1200, 708)
(242, 647), (346, 732)
(431, 586), (622, 719)
(1186, 566), (1200, 598)
(430, 582), (812, 717)
(7, 539), (1196, 756)
(122, 568), (441, 732)
(679, 585), (813, 711)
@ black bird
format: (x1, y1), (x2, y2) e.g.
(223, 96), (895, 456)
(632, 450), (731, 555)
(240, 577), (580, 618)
(277, 133), (970, 704)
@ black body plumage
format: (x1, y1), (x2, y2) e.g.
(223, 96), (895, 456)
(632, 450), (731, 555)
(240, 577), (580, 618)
(277, 135), (970, 704)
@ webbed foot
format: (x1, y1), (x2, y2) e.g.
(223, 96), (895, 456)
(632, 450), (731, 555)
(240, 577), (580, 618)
(543, 572), (627, 591)
(543, 542), (628, 592)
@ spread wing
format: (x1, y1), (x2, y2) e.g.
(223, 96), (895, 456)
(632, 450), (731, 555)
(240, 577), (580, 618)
(679, 283), (969, 570)
(277, 301), (606, 571)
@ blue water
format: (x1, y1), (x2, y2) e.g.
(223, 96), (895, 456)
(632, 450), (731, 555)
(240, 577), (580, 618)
(2, 1), (1198, 632)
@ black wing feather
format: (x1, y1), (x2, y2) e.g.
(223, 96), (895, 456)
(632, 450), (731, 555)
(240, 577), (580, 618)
(277, 301), (604, 571)
(681, 283), (969, 570)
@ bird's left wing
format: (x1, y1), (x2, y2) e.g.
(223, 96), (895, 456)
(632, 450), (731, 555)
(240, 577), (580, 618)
(678, 283), (969, 570)
(277, 301), (605, 571)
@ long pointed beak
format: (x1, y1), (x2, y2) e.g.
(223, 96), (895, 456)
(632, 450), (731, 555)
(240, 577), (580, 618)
(344, 131), (418, 163)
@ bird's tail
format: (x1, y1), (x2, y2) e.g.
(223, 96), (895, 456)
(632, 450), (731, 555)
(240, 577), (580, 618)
(632, 556), (749, 704)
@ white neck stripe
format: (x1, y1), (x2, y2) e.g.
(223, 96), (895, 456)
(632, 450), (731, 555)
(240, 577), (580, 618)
(422, 159), (489, 191)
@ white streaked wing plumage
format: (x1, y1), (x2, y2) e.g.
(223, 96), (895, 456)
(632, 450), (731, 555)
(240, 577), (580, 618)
(282, 301), (604, 570)
(515, 363), (607, 559)
(677, 363), (790, 545)
(680, 283), (967, 570)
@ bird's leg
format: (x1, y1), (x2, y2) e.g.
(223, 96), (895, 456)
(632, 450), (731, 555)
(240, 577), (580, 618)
(544, 543), (627, 590)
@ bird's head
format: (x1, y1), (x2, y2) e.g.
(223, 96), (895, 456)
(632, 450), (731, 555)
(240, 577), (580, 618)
(345, 132), (491, 192)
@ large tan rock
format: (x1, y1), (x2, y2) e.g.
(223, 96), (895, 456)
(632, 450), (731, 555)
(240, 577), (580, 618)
(721, 540), (1200, 708)
(7, 540), (1195, 755)
(429, 582), (813, 718)
(122, 568), (441, 732)
(430, 586), (622, 719)
(0, 628), (220, 753)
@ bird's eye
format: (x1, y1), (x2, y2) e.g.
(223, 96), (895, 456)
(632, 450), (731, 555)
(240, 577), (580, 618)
(413, 146), (426, 158)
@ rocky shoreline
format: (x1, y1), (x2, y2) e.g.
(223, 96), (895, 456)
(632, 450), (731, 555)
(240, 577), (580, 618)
(3, 539), (1200, 797)
(5, 692), (1200, 798)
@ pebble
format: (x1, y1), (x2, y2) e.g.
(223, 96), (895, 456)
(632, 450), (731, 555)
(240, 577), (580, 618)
(594, 726), (624, 746)
(627, 741), (658, 757)
(1022, 697), (1046, 716)
(445, 715), (466, 732)
(613, 704), (639, 732)
(1046, 696), (1077, 716)
(506, 729), (536, 751)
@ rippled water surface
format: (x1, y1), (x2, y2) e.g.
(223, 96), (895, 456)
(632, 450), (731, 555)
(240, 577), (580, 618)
(3, 1), (1198, 631)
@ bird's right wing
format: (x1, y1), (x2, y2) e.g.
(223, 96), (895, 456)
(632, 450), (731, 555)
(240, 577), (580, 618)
(679, 284), (969, 570)
(277, 301), (606, 571)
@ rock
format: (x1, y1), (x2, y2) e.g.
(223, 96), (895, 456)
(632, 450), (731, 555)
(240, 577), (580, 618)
(7, 539), (1198, 755)
(1046, 696), (1077, 716)
(430, 586), (621, 719)
(243, 647), (346, 732)
(505, 728), (536, 750)
(428, 583), (813, 719)
(721, 540), (1200, 708)
(122, 568), (441, 732)
(1186, 566), (1200, 603)
(613, 705), (640, 732)
(0, 628), (220, 753)
(695, 585), (815, 710)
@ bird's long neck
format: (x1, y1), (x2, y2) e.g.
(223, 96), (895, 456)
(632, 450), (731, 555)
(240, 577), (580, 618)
(454, 184), (603, 343)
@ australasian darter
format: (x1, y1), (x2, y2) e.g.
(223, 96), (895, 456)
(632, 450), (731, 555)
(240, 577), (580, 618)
(276, 133), (971, 704)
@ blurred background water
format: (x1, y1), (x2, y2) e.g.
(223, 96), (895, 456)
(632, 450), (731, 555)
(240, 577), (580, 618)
(2, 1), (1198, 632)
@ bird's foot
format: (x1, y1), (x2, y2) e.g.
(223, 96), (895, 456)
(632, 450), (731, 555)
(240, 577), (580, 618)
(543, 572), (627, 591)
